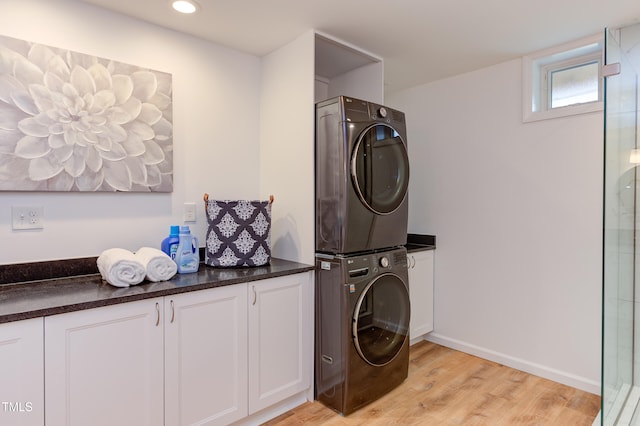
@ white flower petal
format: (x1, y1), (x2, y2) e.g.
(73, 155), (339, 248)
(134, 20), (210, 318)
(52, 144), (74, 162)
(124, 156), (147, 184)
(131, 71), (157, 102)
(99, 142), (127, 160)
(0, 156), (30, 180)
(91, 89), (116, 112)
(121, 97), (141, 120)
(15, 135), (50, 159)
(145, 164), (162, 187)
(28, 156), (63, 181)
(0, 45), (20, 76)
(149, 92), (171, 111)
(13, 54), (44, 86)
(157, 156), (173, 173)
(84, 146), (103, 172)
(0, 127), (22, 152)
(11, 90), (38, 115)
(46, 109), (71, 124)
(81, 130), (98, 144)
(140, 140), (165, 165)
(44, 55), (70, 82)
(48, 133), (66, 148)
(85, 114), (107, 127)
(103, 159), (131, 191)
(75, 168), (104, 191)
(67, 51), (97, 71)
(155, 72), (172, 96)
(0, 74), (25, 104)
(45, 171), (74, 191)
(0, 104), (28, 131)
(64, 129), (85, 147)
(152, 117), (173, 141)
(127, 120), (154, 140)
(29, 83), (54, 112)
(95, 135), (113, 152)
(63, 149), (86, 177)
(27, 44), (56, 73)
(43, 71), (64, 94)
(88, 63), (112, 92)
(61, 82), (80, 102)
(70, 119), (90, 133)
(48, 122), (65, 135)
(138, 103), (162, 125)
(112, 74), (133, 104)
(154, 173), (173, 192)
(122, 133), (145, 156)
(18, 117), (50, 137)
(104, 122), (127, 143)
(70, 66), (96, 98)
(107, 106), (133, 125)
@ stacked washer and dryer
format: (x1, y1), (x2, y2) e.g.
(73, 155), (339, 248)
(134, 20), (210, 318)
(315, 96), (411, 415)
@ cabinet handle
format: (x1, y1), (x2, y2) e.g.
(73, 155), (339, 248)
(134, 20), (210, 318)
(411, 256), (416, 269)
(252, 286), (257, 306)
(155, 302), (160, 326)
(170, 300), (175, 323)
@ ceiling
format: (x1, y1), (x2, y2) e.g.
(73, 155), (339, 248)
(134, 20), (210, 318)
(76, 0), (640, 93)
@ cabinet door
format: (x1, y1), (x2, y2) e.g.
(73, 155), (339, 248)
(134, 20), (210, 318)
(45, 299), (164, 426)
(0, 318), (44, 426)
(409, 250), (435, 341)
(165, 285), (248, 426)
(248, 272), (312, 414)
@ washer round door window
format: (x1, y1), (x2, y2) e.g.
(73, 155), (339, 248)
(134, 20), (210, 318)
(351, 124), (409, 215)
(352, 273), (410, 366)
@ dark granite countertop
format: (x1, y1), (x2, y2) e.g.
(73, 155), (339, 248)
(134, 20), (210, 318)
(0, 258), (314, 324)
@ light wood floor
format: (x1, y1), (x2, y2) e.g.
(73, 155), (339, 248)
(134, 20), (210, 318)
(264, 341), (600, 425)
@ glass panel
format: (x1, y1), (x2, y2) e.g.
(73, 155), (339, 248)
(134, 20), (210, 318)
(353, 273), (409, 366)
(351, 124), (409, 215)
(550, 61), (600, 108)
(602, 24), (640, 425)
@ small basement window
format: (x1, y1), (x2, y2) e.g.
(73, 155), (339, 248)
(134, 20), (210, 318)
(523, 34), (603, 122)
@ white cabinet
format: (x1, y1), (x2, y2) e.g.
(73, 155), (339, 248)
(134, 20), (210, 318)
(45, 298), (164, 426)
(0, 318), (44, 426)
(165, 284), (248, 426)
(314, 33), (383, 104)
(248, 272), (312, 414)
(43, 271), (312, 426)
(408, 250), (435, 342)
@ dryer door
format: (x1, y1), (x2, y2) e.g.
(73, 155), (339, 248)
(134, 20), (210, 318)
(352, 273), (410, 366)
(351, 124), (409, 215)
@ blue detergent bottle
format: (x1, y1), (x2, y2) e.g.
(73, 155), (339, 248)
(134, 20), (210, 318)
(161, 225), (180, 260)
(175, 225), (200, 274)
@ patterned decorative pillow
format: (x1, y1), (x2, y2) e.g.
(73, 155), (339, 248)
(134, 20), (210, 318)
(204, 199), (272, 267)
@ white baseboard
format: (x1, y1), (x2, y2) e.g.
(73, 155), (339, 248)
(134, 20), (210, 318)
(425, 333), (601, 395)
(232, 391), (310, 425)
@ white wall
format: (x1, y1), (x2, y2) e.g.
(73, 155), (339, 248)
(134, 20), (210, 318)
(0, 0), (262, 264)
(260, 31), (315, 264)
(387, 58), (603, 393)
(326, 62), (384, 104)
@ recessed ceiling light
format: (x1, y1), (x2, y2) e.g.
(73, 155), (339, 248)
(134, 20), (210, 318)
(172, 0), (198, 14)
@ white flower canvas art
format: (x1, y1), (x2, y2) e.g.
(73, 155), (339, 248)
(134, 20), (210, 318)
(0, 35), (173, 192)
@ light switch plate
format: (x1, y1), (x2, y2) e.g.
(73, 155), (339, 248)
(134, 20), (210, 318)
(183, 202), (196, 222)
(12, 206), (44, 230)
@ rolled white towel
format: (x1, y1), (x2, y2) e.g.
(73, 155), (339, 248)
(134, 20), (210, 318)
(97, 248), (146, 288)
(135, 247), (178, 282)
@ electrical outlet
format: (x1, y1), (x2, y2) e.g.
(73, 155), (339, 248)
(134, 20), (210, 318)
(12, 206), (44, 230)
(183, 202), (196, 222)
